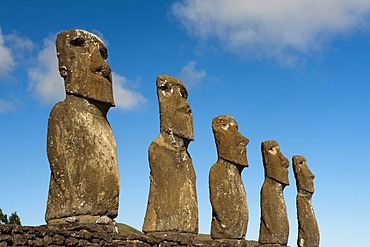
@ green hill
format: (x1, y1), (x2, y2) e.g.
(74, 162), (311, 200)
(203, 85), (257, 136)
(116, 223), (143, 235)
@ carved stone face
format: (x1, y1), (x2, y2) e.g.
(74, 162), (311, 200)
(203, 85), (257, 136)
(156, 75), (194, 141)
(292, 155), (315, 193)
(212, 115), (249, 166)
(261, 140), (289, 185)
(56, 29), (114, 106)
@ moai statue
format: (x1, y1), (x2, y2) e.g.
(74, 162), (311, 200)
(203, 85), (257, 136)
(142, 75), (198, 233)
(209, 115), (249, 239)
(259, 140), (289, 245)
(292, 155), (320, 247)
(45, 30), (119, 225)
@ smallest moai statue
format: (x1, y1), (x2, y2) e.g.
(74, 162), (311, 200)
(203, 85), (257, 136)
(209, 115), (249, 239)
(292, 155), (320, 247)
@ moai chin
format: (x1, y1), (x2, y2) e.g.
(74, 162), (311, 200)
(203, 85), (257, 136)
(142, 75), (198, 234)
(209, 115), (249, 239)
(259, 140), (289, 245)
(45, 29), (119, 225)
(293, 155), (320, 247)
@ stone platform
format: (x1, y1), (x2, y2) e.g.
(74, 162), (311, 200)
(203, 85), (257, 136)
(0, 224), (290, 247)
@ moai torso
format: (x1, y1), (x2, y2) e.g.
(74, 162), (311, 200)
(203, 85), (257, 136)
(45, 30), (119, 224)
(209, 115), (249, 239)
(259, 140), (289, 245)
(293, 156), (320, 247)
(142, 75), (198, 233)
(143, 137), (198, 233)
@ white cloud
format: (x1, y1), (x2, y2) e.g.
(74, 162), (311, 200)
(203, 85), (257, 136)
(0, 99), (15, 113)
(28, 34), (65, 104)
(172, 0), (370, 64)
(0, 28), (15, 77)
(179, 61), (206, 87)
(5, 33), (34, 51)
(112, 73), (147, 111)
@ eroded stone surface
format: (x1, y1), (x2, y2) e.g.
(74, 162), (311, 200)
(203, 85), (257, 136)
(293, 155), (320, 247)
(259, 140), (289, 245)
(45, 29), (119, 224)
(142, 75), (198, 233)
(209, 115), (249, 239)
(56, 29), (114, 106)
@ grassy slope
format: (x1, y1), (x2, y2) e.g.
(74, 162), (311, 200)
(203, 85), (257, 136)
(116, 223), (143, 235)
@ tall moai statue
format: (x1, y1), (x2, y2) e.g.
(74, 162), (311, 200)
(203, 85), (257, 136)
(45, 29), (120, 225)
(259, 140), (289, 245)
(142, 75), (198, 233)
(209, 115), (249, 239)
(292, 155), (320, 247)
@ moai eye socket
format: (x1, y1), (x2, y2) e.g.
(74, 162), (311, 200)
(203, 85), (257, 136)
(70, 37), (86, 47)
(158, 82), (169, 92)
(179, 87), (188, 99)
(230, 121), (238, 129)
(99, 45), (108, 59)
(221, 123), (229, 130)
(268, 146), (279, 155)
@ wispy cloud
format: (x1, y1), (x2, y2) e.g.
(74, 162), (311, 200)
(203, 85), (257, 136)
(0, 28), (15, 77)
(112, 73), (147, 111)
(178, 61), (206, 87)
(5, 32), (34, 51)
(0, 99), (15, 113)
(0, 28), (34, 112)
(172, 0), (370, 65)
(28, 34), (65, 104)
(0, 28), (35, 78)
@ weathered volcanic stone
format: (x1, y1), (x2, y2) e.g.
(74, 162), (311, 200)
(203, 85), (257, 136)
(0, 224), (265, 246)
(56, 29), (114, 106)
(45, 29), (119, 224)
(142, 75), (198, 233)
(292, 155), (320, 247)
(259, 140), (289, 246)
(209, 115), (249, 239)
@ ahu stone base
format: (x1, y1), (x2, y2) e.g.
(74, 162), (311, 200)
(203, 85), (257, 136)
(0, 225), (288, 247)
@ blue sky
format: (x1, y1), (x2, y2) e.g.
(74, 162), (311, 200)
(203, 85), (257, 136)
(1, 0), (369, 246)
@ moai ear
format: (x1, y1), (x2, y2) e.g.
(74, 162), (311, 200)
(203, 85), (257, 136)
(59, 66), (69, 78)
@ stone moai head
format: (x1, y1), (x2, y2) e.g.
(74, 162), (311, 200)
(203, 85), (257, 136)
(261, 140), (289, 185)
(156, 75), (194, 141)
(56, 29), (115, 106)
(292, 155), (315, 194)
(212, 115), (249, 166)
